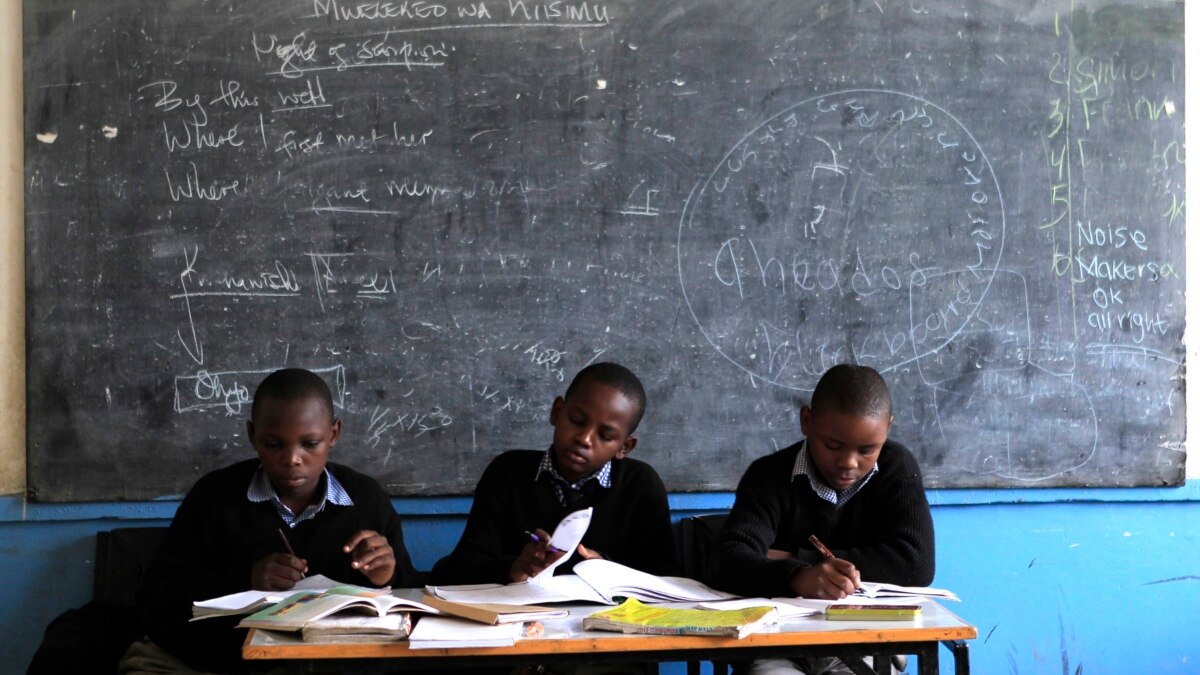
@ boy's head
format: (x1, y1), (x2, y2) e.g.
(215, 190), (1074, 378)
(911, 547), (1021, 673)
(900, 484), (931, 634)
(247, 369), (341, 507)
(800, 364), (893, 492)
(548, 362), (646, 483)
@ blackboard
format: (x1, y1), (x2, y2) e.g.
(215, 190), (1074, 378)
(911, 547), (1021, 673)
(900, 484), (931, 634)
(24, 0), (1186, 501)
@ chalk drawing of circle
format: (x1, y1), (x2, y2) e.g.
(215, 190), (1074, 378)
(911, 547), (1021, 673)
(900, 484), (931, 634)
(678, 89), (1005, 390)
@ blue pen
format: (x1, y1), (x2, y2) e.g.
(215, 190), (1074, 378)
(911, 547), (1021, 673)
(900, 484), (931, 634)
(524, 530), (567, 554)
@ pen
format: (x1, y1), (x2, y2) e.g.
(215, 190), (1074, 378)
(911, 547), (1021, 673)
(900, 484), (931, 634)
(524, 530), (566, 554)
(277, 527), (306, 578)
(808, 534), (835, 559)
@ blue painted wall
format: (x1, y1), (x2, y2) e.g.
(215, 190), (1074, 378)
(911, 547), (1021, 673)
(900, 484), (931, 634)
(3, 486), (1198, 675)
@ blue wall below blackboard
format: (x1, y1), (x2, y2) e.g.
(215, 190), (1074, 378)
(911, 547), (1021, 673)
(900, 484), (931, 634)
(2, 486), (1198, 675)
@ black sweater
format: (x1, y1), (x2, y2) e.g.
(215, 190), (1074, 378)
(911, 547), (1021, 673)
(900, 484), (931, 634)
(136, 459), (421, 672)
(715, 440), (934, 598)
(431, 450), (678, 584)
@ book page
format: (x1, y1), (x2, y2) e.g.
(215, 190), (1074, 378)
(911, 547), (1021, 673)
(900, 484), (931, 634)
(698, 597), (824, 619)
(531, 507), (592, 583)
(426, 574), (609, 605)
(857, 582), (959, 601)
(573, 559), (736, 602)
(193, 573), (340, 610)
(237, 586), (397, 630)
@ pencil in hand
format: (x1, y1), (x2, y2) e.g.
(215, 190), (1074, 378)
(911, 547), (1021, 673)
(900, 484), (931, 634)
(523, 526), (564, 552)
(277, 527), (306, 579)
(808, 534), (835, 559)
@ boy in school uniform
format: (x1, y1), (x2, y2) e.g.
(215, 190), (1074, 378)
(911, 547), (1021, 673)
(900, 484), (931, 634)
(431, 361), (677, 585)
(128, 368), (421, 673)
(716, 364), (934, 675)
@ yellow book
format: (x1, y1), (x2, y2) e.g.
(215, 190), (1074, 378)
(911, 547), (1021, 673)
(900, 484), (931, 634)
(583, 598), (777, 639)
(824, 604), (922, 621)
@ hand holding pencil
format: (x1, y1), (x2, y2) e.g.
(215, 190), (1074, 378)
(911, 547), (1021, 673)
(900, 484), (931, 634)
(509, 528), (568, 583)
(788, 534), (861, 600)
(249, 528), (309, 591)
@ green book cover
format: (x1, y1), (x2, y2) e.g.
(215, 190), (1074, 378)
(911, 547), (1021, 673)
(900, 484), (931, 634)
(824, 604), (922, 621)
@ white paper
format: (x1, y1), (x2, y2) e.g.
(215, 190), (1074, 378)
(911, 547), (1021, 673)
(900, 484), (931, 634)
(426, 559), (735, 607)
(193, 574), (340, 610)
(856, 582), (959, 602)
(426, 575), (608, 606)
(573, 558), (737, 603)
(698, 597), (824, 618)
(407, 616), (523, 648)
(531, 507), (593, 583)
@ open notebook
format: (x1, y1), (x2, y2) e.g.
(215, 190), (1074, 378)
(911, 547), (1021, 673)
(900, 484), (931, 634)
(192, 574), (342, 619)
(427, 558), (735, 606)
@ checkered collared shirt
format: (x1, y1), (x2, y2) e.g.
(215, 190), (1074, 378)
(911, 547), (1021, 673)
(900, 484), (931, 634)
(535, 448), (613, 507)
(791, 439), (878, 508)
(247, 466), (353, 527)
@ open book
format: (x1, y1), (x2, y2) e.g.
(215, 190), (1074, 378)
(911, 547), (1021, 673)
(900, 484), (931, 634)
(191, 574), (342, 620)
(427, 558), (736, 606)
(584, 598), (777, 639)
(236, 585), (438, 632)
(855, 581), (959, 602)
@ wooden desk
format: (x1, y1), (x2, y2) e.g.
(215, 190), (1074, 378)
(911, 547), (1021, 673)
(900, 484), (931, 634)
(244, 598), (976, 675)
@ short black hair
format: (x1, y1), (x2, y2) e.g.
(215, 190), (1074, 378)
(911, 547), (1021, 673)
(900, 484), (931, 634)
(564, 362), (647, 433)
(810, 364), (892, 419)
(251, 368), (336, 422)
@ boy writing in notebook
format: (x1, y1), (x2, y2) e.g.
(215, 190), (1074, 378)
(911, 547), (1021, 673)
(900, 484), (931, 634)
(130, 368), (421, 673)
(431, 362), (677, 584)
(716, 364), (934, 675)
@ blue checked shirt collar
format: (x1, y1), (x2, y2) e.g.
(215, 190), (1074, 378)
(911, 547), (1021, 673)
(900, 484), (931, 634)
(248, 466), (353, 527)
(535, 448), (612, 507)
(791, 439), (878, 508)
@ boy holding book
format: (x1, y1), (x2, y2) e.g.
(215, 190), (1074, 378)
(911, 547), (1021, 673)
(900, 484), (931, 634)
(716, 364), (934, 674)
(431, 362), (677, 584)
(128, 368), (421, 673)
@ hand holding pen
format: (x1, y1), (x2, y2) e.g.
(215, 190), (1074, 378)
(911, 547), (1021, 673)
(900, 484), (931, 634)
(250, 528), (308, 591)
(509, 528), (568, 583)
(789, 534), (861, 600)
(525, 530), (567, 554)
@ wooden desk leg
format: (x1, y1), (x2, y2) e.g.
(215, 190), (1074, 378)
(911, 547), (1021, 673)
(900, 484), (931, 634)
(942, 639), (971, 675)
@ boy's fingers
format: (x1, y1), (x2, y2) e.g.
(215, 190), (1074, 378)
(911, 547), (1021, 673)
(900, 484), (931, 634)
(826, 558), (861, 587)
(343, 529), (378, 553)
(352, 544), (393, 570)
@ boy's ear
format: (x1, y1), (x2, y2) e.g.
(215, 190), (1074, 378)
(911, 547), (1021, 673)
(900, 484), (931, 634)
(329, 418), (342, 447)
(549, 396), (565, 425)
(246, 420), (255, 445)
(799, 405), (812, 436)
(615, 435), (638, 460)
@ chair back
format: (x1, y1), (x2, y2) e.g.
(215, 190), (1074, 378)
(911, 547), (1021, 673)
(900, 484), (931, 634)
(680, 513), (727, 586)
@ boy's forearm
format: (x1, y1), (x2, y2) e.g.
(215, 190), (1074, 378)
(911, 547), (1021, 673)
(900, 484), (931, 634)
(716, 543), (808, 597)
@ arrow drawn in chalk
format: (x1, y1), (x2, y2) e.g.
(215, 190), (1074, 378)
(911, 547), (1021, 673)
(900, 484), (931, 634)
(176, 246), (204, 365)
